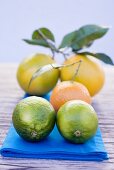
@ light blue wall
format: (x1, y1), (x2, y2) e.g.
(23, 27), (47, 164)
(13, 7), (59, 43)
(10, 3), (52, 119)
(0, 0), (114, 62)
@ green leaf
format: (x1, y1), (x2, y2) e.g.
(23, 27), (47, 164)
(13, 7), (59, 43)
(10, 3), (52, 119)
(32, 27), (55, 42)
(24, 27), (56, 50)
(23, 39), (49, 47)
(59, 30), (77, 49)
(79, 52), (114, 65)
(29, 64), (61, 88)
(59, 25), (109, 51)
(72, 25), (109, 51)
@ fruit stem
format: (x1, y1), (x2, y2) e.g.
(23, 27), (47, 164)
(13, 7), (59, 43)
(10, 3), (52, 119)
(51, 49), (55, 59)
(74, 130), (81, 137)
(72, 60), (82, 81)
(61, 52), (67, 60)
(56, 50), (68, 60)
(31, 131), (37, 138)
(28, 59), (82, 89)
(64, 59), (82, 68)
(51, 60), (82, 70)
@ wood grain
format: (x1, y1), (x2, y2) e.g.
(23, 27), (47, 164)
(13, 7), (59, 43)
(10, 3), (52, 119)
(0, 64), (114, 170)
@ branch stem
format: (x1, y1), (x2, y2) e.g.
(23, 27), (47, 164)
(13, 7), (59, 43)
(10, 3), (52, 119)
(38, 30), (72, 60)
(38, 30), (56, 59)
(51, 60), (82, 69)
(51, 49), (55, 59)
(72, 60), (82, 81)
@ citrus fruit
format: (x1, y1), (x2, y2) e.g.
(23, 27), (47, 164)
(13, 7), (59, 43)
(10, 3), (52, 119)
(12, 96), (56, 142)
(17, 53), (59, 96)
(50, 81), (92, 111)
(57, 100), (98, 144)
(60, 54), (105, 96)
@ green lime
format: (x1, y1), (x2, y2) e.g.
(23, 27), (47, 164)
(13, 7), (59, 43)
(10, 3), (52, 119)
(56, 100), (98, 144)
(17, 53), (59, 96)
(12, 96), (56, 142)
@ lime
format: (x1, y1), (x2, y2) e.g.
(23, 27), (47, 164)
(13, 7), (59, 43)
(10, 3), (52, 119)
(12, 96), (56, 142)
(57, 100), (98, 144)
(17, 53), (59, 96)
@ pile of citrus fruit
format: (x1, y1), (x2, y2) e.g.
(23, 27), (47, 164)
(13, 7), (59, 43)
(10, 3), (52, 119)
(12, 25), (113, 144)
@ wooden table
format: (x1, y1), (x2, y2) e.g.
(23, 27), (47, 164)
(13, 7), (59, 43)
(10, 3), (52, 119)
(0, 64), (114, 170)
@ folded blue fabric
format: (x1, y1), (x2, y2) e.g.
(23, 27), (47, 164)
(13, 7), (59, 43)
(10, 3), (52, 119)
(0, 93), (109, 161)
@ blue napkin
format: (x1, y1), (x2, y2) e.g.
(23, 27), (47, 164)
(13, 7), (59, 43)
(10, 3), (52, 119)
(0, 93), (109, 161)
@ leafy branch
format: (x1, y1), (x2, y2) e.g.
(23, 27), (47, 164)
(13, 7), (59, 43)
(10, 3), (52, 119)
(28, 60), (82, 88)
(23, 25), (113, 65)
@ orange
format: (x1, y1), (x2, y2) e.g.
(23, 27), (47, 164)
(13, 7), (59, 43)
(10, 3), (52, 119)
(60, 54), (105, 96)
(50, 81), (92, 111)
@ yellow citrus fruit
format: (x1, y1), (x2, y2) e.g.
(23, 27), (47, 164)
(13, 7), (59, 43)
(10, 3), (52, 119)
(17, 53), (59, 96)
(60, 54), (105, 96)
(56, 100), (98, 144)
(50, 81), (92, 111)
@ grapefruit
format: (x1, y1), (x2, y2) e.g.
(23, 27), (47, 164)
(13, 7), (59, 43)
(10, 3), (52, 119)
(60, 54), (105, 96)
(17, 53), (59, 96)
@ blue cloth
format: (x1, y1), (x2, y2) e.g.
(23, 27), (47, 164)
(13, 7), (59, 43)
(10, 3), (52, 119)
(0, 93), (109, 161)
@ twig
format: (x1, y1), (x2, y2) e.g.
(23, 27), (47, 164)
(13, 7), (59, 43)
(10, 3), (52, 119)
(72, 60), (82, 81)
(51, 60), (82, 69)
(51, 49), (55, 59)
(38, 30), (56, 59)
(37, 30), (73, 60)
(58, 50), (68, 60)
(38, 30), (52, 48)
(29, 60), (82, 89)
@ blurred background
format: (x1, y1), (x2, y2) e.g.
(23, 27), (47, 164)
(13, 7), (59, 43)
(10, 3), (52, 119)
(0, 0), (114, 63)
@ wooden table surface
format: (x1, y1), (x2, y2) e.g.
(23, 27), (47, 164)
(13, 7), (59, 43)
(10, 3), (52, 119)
(0, 64), (114, 170)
